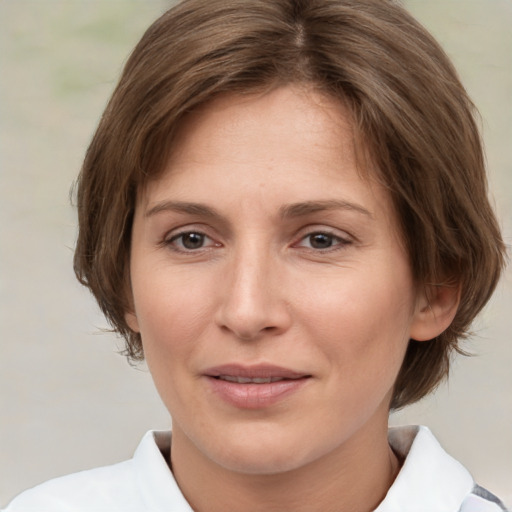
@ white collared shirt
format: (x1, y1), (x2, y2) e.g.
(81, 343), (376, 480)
(3, 426), (507, 512)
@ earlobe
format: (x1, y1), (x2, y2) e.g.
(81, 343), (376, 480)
(123, 268), (140, 333)
(410, 282), (461, 342)
(125, 310), (140, 333)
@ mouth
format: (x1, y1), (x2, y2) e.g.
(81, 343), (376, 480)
(203, 364), (312, 409)
(213, 375), (304, 384)
(204, 364), (311, 382)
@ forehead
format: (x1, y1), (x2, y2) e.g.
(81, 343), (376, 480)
(174, 86), (353, 162)
(139, 85), (393, 223)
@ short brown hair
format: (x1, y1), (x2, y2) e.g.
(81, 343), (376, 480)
(74, 0), (506, 409)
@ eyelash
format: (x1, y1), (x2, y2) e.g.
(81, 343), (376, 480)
(294, 231), (352, 252)
(166, 231), (219, 252)
(164, 228), (352, 254)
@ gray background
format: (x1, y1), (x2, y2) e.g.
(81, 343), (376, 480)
(1, 0), (511, 507)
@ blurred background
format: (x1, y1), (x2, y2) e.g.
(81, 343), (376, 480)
(0, 0), (511, 507)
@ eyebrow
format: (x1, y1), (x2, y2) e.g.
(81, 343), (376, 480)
(145, 199), (372, 220)
(279, 200), (373, 219)
(145, 201), (222, 219)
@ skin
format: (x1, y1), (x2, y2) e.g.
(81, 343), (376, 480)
(126, 85), (458, 512)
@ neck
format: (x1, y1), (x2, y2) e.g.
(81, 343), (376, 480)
(170, 420), (400, 512)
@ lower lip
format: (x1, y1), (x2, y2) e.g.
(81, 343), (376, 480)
(205, 377), (310, 409)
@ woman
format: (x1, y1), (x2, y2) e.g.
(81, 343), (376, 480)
(4, 0), (507, 510)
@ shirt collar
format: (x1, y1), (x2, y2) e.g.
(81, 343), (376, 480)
(133, 430), (194, 512)
(132, 426), (474, 512)
(376, 425), (474, 512)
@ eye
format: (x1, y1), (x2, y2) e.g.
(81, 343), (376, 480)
(296, 231), (351, 250)
(167, 231), (218, 251)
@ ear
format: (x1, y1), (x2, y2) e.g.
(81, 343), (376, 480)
(123, 280), (140, 334)
(410, 282), (461, 341)
(125, 310), (140, 333)
(123, 262), (140, 333)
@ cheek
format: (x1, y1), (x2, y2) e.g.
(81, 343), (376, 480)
(134, 272), (216, 412)
(298, 267), (415, 374)
(132, 266), (216, 358)
(298, 275), (413, 424)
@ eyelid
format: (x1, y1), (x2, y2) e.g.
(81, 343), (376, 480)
(169, 231), (213, 244)
(162, 225), (222, 253)
(160, 223), (354, 253)
(162, 222), (214, 240)
(292, 226), (354, 250)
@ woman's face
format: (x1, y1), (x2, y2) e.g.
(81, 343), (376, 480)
(127, 85), (425, 475)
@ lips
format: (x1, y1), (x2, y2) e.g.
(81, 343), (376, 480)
(217, 376), (291, 384)
(204, 364), (309, 380)
(203, 364), (311, 409)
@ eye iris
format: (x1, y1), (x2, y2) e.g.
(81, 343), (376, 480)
(310, 233), (333, 249)
(182, 233), (204, 249)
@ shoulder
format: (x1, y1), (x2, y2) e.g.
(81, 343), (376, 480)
(460, 486), (509, 512)
(2, 431), (176, 512)
(2, 459), (142, 512)
(377, 426), (509, 512)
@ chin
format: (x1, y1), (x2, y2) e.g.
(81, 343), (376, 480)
(216, 447), (310, 476)
(199, 425), (331, 476)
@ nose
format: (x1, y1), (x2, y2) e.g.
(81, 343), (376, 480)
(215, 247), (292, 341)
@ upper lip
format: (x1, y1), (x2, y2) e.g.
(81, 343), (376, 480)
(203, 364), (310, 380)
